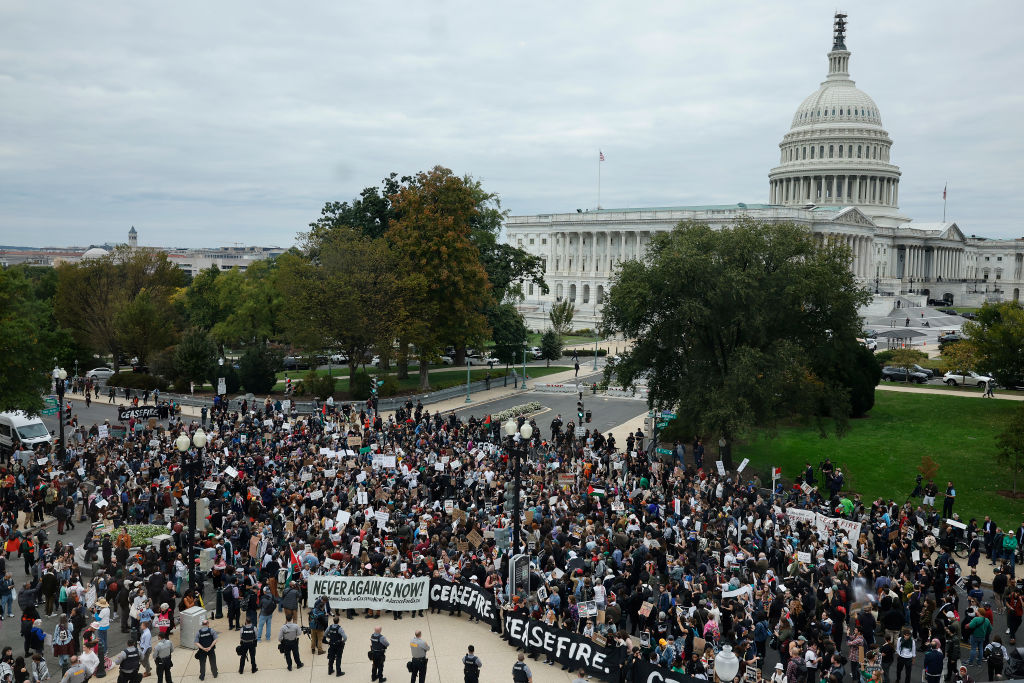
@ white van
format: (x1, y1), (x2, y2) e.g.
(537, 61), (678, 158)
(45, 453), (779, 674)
(0, 411), (52, 458)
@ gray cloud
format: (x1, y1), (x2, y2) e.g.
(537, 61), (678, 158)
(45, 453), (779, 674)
(0, 1), (1021, 247)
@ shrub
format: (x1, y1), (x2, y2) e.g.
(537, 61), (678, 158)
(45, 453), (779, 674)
(171, 377), (191, 394)
(208, 366), (240, 395)
(107, 372), (169, 391)
(302, 371), (337, 400)
(875, 349), (927, 366)
(350, 371), (373, 401)
(124, 524), (168, 547)
(491, 402), (544, 423)
(238, 343), (282, 394)
(378, 375), (400, 397)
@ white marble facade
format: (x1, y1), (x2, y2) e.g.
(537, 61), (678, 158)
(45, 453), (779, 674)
(509, 14), (1023, 329)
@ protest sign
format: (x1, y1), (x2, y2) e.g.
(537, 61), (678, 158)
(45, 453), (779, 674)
(308, 575), (429, 611)
(502, 613), (624, 678)
(429, 578), (499, 628)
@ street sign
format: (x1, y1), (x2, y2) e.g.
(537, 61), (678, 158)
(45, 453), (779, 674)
(655, 447), (673, 456)
(660, 411), (677, 419)
(41, 408), (58, 416)
(509, 553), (530, 599)
(43, 396), (59, 408)
(217, 377), (226, 395)
(655, 421), (668, 429)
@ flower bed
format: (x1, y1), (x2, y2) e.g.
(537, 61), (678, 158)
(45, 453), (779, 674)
(491, 402), (545, 423)
(125, 524), (170, 546)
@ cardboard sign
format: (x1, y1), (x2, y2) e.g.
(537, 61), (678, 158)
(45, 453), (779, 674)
(357, 490), (369, 505)
(737, 458), (749, 473)
(797, 551), (812, 563)
(638, 602), (654, 617)
(716, 461), (726, 476)
(467, 530), (484, 548)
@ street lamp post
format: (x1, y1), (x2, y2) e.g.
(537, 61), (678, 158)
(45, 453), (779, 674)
(465, 359), (472, 403)
(714, 644), (740, 683)
(52, 365), (67, 459)
(175, 428), (207, 592)
(502, 419), (533, 557)
(521, 347), (528, 391)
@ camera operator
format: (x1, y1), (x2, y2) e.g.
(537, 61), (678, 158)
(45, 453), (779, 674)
(278, 615), (303, 671)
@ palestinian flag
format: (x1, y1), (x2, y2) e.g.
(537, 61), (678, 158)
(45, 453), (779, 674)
(483, 415), (491, 425)
(285, 545), (302, 586)
(587, 486), (606, 499)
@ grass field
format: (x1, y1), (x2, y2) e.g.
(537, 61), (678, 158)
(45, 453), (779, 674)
(738, 392), (1024, 527)
(272, 365), (571, 393)
(526, 333), (599, 347)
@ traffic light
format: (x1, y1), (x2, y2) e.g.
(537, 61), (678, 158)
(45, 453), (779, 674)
(196, 496), (210, 531)
(585, 410), (592, 423)
(577, 401), (584, 422)
(503, 482), (516, 510)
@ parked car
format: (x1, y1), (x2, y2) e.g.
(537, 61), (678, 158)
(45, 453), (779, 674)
(329, 353), (348, 364)
(861, 329), (877, 339)
(282, 356), (311, 371)
(943, 370), (995, 387)
(439, 355), (455, 366)
(530, 346), (543, 360)
(87, 367), (114, 382)
(911, 364), (934, 378)
(859, 338), (877, 351)
(881, 366), (928, 384)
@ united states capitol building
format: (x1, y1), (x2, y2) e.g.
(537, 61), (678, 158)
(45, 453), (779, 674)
(508, 14), (1022, 328)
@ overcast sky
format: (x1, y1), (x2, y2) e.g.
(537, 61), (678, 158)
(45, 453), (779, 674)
(2, 1), (1022, 248)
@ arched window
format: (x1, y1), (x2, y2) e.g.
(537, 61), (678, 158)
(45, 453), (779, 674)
(838, 145), (843, 158)
(569, 284), (577, 301)
(582, 285), (590, 303)
(857, 145), (862, 158)
(597, 285), (604, 304)
(802, 146), (807, 159)
(555, 283), (563, 300)
(848, 145), (853, 157)
(819, 145), (825, 158)
(810, 146), (815, 159)
(829, 145), (834, 158)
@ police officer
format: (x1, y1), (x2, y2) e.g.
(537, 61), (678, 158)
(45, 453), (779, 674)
(194, 618), (219, 680)
(237, 617), (258, 674)
(57, 656), (88, 683)
(324, 616), (347, 676)
(462, 645), (482, 683)
(512, 652), (532, 683)
(110, 639), (142, 683)
(370, 626), (389, 682)
(408, 631), (429, 683)
(278, 616), (303, 671)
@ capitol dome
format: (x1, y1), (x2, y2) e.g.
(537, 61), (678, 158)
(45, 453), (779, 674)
(768, 13), (907, 227)
(81, 247), (109, 260)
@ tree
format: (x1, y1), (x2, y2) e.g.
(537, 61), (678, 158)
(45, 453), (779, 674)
(307, 173), (407, 243)
(0, 268), (56, 414)
(277, 228), (422, 382)
(489, 303), (528, 376)
(549, 300), (576, 340)
(183, 266), (224, 331)
(387, 166), (493, 390)
(208, 260), (282, 351)
(888, 349), (923, 383)
(996, 402), (1024, 495)
(540, 329), (562, 367)
(238, 342), (283, 394)
(604, 219), (871, 456)
(961, 302), (1024, 387)
(940, 339), (981, 375)
(55, 246), (186, 371)
(114, 289), (177, 366)
(174, 328), (218, 386)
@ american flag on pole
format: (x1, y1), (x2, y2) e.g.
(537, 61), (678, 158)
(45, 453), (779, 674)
(943, 183), (947, 200)
(599, 150), (605, 162)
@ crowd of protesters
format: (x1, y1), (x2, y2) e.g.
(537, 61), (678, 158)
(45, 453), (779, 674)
(1, 389), (1024, 683)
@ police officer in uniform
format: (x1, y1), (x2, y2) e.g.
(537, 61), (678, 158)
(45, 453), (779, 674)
(512, 652), (532, 683)
(57, 656), (88, 683)
(194, 618), (219, 680)
(370, 626), (389, 682)
(462, 645), (482, 683)
(278, 616), (303, 671)
(324, 616), (347, 676)
(408, 631), (429, 683)
(110, 639), (142, 683)
(237, 617), (258, 674)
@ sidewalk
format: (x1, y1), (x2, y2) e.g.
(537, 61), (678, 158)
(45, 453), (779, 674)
(877, 384), (1024, 401)
(160, 607), (580, 683)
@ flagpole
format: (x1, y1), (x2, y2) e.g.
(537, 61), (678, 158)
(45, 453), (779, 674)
(943, 181), (947, 222)
(597, 151), (602, 209)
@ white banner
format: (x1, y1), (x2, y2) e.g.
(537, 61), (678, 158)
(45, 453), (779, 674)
(786, 509), (861, 540)
(307, 575), (429, 611)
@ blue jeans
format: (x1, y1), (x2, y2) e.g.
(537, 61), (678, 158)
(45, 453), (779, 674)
(97, 628), (108, 652)
(968, 636), (984, 664)
(257, 614), (272, 641)
(0, 594), (11, 616)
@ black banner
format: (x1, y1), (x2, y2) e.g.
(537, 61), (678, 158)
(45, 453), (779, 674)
(428, 578), (498, 629)
(635, 661), (706, 683)
(118, 406), (161, 421)
(502, 612), (625, 681)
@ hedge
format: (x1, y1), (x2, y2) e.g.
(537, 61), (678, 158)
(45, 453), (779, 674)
(562, 349), (608, 357)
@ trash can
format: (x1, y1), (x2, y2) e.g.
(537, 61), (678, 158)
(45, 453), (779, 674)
(178, 606), (208, 649)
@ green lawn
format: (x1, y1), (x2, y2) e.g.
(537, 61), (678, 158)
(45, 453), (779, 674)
(738, 392), (1024, 527)
(272, 365), (571, 393)
(526, 333), (599, 346)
